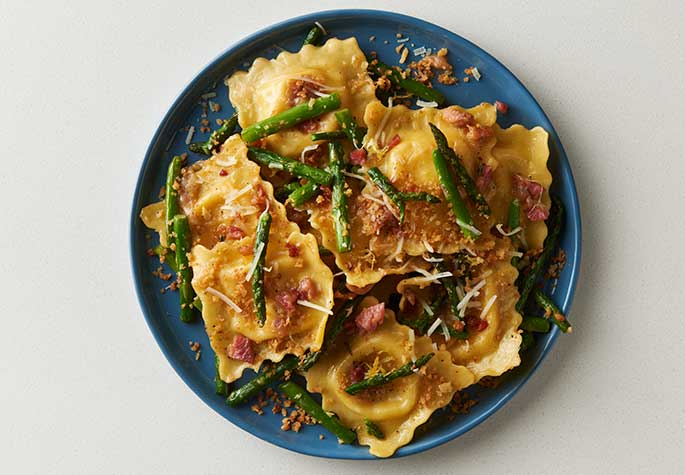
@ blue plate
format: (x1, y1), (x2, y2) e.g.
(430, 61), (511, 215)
(130, 9), (581, 459)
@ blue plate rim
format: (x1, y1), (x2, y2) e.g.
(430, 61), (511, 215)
(129, 8), (582, 460)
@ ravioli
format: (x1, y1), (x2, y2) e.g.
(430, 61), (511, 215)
(397, 256), (523, 381)
(227, 37), (376, 158)
(305, 298), (474, 457)
(306, 102), (499, 288)
(491, 124), (551, 250)
(142, 135), (334, 382)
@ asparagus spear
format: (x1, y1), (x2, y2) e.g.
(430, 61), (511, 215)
(367, 167), (440, 224)
(516, 197), (564, 312)
(432, 149), (479, 239)
(188, 114), (238, 156)
(226, 355), (299, 407)
(364, 418), (385, 439)
(520, 315), (551, 333)
(152, 244), (177, 272)
(172, 215), (195, 323)
(369, 60), (446, 105)
(334, 108), (367, 148)
(214, 354), (229, 396)
(288, 182), (320, 207)
(302, 23), (325, 46)
(275, 181), (302, 201)
(508, 199), (522, 265)
(299, 296), (362, 371)
(400, 294), (469, 340)
(165, 155), (183, 247)
(279, 381), (356, 444)
(429, 123), (491, 217)
(533, 290), (572, 333)
(434, 258), (462, 320)
(329, 141), (352, 253)
(311, 131), (347, 141)
(520, 331), (535, 352)
(508, 198), (521, 230)
(344, 353), (434, 395)
(247, 147), (332, 185)
(241, 93), (341, 143)
(252, 209), (271, 327)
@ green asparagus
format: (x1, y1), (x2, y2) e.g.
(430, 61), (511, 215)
(252, 209), (271, 326)
(367, 167), (440, 224)
(429, 123), (491, 217)
(334, 108), (367, 148)
(516, 197), (564, 312)
(520, 315), (551, 333)
(401, 294), (444, 333)
(241, 93), (340, 143)
(345, 353), (434, 395)
(279, 381), (356, 444)
(311, 131), (347, 141)
(188, 114), (238, 155)
(247, 147), (332, 185)
(520, 331), (535, 352)
(172, 215), (195, 323)
(288, 182), (319, 207)
(152, 244), (177, 272)
(329, 141), (352, 253)
(533, 290), (572, 333)
(302, 23), (325, 46)
(364, 418), (385, 439)
(165, 155), (183, 247)
(508, 199), (522, 265)
(214, 354), (229, 396)
(432, 149), (479, 239)
(226, 356), (299, 407)
(435, 257), (461, 320)
(369, 60), (446, 105)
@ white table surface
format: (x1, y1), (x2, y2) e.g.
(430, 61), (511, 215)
(2, 1), (684, 473)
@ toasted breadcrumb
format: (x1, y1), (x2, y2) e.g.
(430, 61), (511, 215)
(477, 376), (502, 389)
(450, 391), (478, 414)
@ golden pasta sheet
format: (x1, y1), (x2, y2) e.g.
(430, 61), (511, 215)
(491, 124), (551, 250)
(305, 297), (474, 457)
(164, 135), (332, 383)
(397, 257), (522, 382)
(227, 37), (376, 157)
(306, 102), (499, 288)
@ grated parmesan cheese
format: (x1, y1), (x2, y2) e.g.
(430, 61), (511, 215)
(471, 67), (481, 81)
(185, 126), (195, 145)
(440, 320), (451, 341)
(422, 255), (444, 263)
(427, 318), (442, 337)
(342, 170), (368, 182)
(300, 144), (319, 162)
(495, 224), (523, 237)
(419, 298), (434, 316)
(416, 99), (439, 108)
(206, 287), (242, 313)
(201, 92), (217, 100)
(457, 278), (488, 317)
(297, 299), (333, 315)
(244, 241), (265, 282)
(457, 219), (482, 236)
(314, 21), (327, 35)
(479, 295), (497, 319)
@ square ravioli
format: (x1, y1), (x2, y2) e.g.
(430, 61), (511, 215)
(304, 298), (474, 457)
(227, 37), (376, 158)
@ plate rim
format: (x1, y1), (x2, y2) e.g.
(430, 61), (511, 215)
(129, 8), (582, 460)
